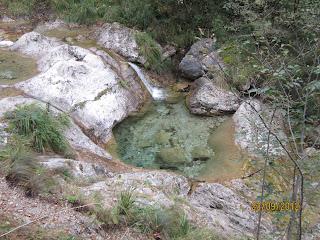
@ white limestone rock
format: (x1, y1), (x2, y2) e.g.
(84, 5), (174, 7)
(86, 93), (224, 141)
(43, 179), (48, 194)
(233, 99), (287, 158)
(12, 32), (145, 144)
(0, 40), (14, 48)
(96, 22), (146, 64)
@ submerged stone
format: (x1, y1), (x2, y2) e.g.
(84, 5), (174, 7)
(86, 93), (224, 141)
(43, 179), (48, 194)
(191, 146), (213, 162)
(154, 130), (171, 145)
(156, 147), (189, 169)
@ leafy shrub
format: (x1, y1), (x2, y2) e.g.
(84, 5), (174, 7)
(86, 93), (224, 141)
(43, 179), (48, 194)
(52, 0), (105, 24)
(135, 32), (170, 73)
(0, 0), (36, 16)
(5, 104), (71, 155)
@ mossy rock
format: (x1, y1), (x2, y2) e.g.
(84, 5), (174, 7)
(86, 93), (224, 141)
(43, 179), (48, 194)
(191, 146), (213, 162)
(156, 147), (188, 169)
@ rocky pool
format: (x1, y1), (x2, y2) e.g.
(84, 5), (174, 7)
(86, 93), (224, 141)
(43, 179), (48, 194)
(113, 100), (248, 181)
(0, 49), (37, 85)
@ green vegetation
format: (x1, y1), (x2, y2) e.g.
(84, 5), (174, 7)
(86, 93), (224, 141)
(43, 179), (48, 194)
(0, 213), (77, 240)
(0, 104), (73, 196)
(0, 140), (56, 196)
(0, 0), (36, 16)
(5, 104), (71, 155)
(87, 190), (224, 240)
(135, 32), (170, 73)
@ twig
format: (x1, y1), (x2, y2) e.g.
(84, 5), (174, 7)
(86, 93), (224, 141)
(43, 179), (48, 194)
(0, 202), (99, 238)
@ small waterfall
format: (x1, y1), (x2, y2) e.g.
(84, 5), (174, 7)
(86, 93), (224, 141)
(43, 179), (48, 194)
(128, 62), (167, 101)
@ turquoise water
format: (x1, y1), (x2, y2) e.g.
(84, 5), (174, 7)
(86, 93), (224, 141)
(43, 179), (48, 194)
(113, 100), (246, 180)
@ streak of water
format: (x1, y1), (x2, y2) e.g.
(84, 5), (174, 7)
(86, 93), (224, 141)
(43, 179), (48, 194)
(128, 62), (167, 101)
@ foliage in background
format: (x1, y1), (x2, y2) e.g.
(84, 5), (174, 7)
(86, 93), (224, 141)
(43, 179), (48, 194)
(5, 104), (71, 156)
(0, 0), (36, 16)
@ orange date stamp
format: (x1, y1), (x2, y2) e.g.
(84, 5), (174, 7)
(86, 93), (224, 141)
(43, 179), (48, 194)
(251, 201), (300, 212)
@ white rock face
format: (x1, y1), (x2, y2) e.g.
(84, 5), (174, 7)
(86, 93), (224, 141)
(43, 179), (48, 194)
(40, 157), (110, 178)
(82, 171), (190, 208)
(233, 99), (287, 158)
(188, 77), (240, 115)
(0, 96), (37, 118)
(189, 182), (273, 237)
(0, 40), (14, 48)
(0, 96), (111, 159)
(79, 169), (272, 238)
(10, 32), (61, 58)
(12, 32), (145, 143)
(96, 22), (146, 64)
(1, 16), (14, 22)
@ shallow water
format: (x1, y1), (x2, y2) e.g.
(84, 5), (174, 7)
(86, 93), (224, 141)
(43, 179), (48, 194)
(0, 49), (38, 85)
(113, 101), (246, 181)
(42, 27), (99, 49)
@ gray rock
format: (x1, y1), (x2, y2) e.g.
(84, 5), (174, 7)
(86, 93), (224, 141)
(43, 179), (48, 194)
(0, 40), (14, 48)
(233, 99), (287, 158)
(80, 170), (273, 238)
(189, 182), (273, 238)
(12, 32), (145, 143)
(156, 147), (189, 169)
(188, 77), (240, 115)
(1, 16), (14, 22)
(179, 55), (204, 79)
(82, 171), (190, 208)
(40, 157), (109, 178)
(96, 22), (146, 64)
(10, 32), (62, 58)
(179, 38), (223, 80)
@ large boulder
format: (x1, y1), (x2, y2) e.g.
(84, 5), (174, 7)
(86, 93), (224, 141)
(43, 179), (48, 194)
(189, 182), (273, 238)
(11, 32), (145, 144)
(233, 99), (287, 158)
(179, 38), (223, 80)
(188, 77), (240, 115)
(96, 22), (146, 64)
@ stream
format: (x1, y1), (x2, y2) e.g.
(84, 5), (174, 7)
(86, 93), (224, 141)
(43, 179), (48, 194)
(0, 24), (247, 182)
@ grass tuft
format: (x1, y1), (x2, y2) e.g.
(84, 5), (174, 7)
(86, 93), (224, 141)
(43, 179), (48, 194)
(135, 32), (171, 73)
(5, 104), (71, 156)
(0, 140), (56, 196)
